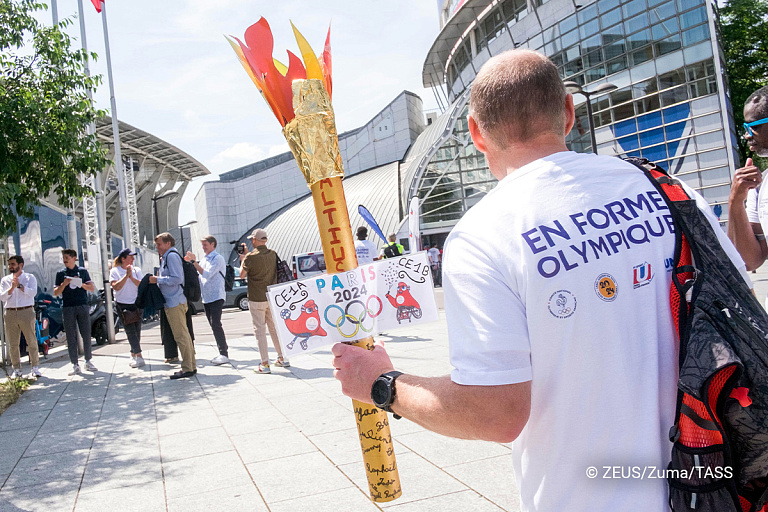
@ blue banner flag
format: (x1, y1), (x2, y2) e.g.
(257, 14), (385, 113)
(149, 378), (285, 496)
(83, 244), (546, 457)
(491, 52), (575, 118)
(358, 205), (388, 244)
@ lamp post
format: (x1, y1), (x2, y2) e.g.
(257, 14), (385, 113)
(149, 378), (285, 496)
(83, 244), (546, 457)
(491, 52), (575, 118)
(151, 190), (179, 238)
(563, 81), (618, 154)
(179, 221), (197, 254)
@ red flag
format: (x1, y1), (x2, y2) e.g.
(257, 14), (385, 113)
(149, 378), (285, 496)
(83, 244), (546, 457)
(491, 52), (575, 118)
(91, 0), (102, 12)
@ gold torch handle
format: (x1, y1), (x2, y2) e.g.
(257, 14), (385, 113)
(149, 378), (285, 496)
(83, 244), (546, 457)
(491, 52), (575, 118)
(311, 177), (402, 502)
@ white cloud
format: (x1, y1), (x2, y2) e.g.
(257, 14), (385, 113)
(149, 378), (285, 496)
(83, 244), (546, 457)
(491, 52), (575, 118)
(268, 143), (290, 157)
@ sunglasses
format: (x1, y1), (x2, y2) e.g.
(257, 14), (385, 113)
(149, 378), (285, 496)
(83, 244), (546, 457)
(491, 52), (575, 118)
(744, 117), (768, 137)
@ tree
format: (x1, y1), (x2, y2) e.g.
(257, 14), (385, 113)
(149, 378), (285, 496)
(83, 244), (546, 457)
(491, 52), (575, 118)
(0, 0), (108, 237)
(719, 0), (768, 164)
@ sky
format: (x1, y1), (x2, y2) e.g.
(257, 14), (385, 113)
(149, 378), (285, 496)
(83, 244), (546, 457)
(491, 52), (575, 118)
(42, 0), (442, 225)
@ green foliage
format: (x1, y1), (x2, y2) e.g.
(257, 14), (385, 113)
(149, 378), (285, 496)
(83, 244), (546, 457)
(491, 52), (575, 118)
(0, 0), (109, 237)
(719, 0), (768, 164)
(0, 369), (31, 415)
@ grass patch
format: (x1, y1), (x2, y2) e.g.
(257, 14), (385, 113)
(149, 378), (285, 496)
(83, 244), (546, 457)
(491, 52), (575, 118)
(0, 373), (32, 416)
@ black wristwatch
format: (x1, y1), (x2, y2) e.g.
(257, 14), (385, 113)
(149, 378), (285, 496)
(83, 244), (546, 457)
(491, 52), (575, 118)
(371, 370), (403, 419)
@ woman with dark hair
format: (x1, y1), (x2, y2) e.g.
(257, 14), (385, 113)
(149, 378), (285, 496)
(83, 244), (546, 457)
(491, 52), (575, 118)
(110, 248), (145, 367)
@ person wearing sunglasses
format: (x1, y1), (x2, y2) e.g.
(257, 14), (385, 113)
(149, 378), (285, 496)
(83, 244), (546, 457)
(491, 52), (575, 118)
(728, 86), (768, 300)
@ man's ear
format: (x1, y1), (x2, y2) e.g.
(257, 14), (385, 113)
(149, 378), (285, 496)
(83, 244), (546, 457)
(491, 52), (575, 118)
(564, 93), (575, 137)
(468, 115), (490, 154)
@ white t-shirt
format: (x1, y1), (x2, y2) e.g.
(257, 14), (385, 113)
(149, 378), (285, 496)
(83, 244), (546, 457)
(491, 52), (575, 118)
(443, 151), (749, 512)
(427, 247), (441, 266)
(110, 266), (143, 304)
(745, 174), (768, 229)
(746, 177), (768, 291)
(355, 239), (378, 265)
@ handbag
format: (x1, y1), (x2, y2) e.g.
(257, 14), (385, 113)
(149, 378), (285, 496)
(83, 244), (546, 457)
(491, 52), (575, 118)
(119, 304), (143, 325)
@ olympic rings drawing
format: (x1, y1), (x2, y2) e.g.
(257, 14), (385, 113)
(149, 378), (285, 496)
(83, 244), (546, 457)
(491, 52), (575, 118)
(324, 296), (381, 338)
(366, 295), (383, 318)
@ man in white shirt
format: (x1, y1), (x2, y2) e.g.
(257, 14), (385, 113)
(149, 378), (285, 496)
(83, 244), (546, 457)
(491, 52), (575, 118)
(728, 85), (768, 305)
(427, 244), (441, 286)
(0, 255), (41, 379)
(331, 50), (749, 511)
(354, 226), (378, 265)
(187, 235), (229, 365)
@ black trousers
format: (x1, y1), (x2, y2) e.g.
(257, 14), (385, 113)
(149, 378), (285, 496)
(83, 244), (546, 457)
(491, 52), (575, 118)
(204, 299), (228, 356)
(160, 306), (195, 359)
(63, 304), (92, 365)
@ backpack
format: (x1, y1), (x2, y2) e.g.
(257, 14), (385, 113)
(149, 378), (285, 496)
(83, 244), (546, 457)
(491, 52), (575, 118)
(383, 242), (402, 259)
(223, 265), (235, 292)
(164, 249), (201, 303)
(275, 252), (294, 284)
(628, 157), (768, 512)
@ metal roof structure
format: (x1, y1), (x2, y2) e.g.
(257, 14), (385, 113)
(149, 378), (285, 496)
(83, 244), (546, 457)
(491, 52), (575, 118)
(90, 116), (210, 244)
(94, 116), (209, 181)
(227, 162), (400, 266)
(422, 0), (499, 88)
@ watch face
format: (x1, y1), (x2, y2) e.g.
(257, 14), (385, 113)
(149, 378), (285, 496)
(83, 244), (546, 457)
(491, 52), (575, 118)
(371, 378), (390, 407)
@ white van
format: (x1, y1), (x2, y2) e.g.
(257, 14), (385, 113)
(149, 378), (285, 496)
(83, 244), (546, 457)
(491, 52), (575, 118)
(292, 251), (326, 279)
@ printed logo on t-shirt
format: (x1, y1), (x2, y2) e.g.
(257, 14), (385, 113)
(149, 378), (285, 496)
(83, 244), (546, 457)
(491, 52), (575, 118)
(632, 262), (653, 288)
(547, 290), (576, 319)
(664, 257), (674, 272)
(594, 273), (618, 301)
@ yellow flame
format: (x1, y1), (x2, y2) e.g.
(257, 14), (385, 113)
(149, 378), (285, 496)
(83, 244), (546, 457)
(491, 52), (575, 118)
(290, 22), (324, 81)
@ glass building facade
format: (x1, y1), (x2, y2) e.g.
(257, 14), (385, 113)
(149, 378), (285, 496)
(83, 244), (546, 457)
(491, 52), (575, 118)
(415, 0), (737, 239)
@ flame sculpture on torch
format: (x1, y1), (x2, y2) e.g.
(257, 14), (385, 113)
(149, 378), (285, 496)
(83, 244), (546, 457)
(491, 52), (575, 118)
(226, 19), (402, 503)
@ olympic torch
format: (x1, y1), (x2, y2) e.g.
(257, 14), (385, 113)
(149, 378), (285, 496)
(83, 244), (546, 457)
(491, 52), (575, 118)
(227, 19), (402, 503)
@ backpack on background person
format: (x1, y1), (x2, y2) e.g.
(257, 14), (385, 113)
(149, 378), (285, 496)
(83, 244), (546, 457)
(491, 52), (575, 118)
(163, 249), (202, 303)
(223, 264), (236, 292)
(629, 157), (768, 512)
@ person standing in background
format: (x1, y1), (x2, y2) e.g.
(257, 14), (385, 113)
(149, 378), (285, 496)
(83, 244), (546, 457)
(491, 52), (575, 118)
(239, 229), (289, 374)
(110, 248), (145, 368)
(54, 249), (97, 376)
(186, 235), (230, 365)
(0, 255), (41, 379)
(354, 226), (378, 265)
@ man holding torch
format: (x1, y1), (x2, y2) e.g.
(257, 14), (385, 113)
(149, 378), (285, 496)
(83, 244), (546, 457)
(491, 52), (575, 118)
(332, 49), (748, 511)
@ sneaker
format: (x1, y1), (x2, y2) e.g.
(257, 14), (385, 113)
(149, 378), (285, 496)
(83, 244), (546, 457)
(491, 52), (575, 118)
(130, 356), (145, 368)
(211, 354), (230, 366)
(85, 360), (98, 372)
(10, 369), (23, 379)
(68, 365), (82, 376)
(274, 358), (290, 368)
(255, 362), (271, 374)
(129, 355), (136, 367)
(30, 367), (42, 378)
(165, 357), (180, 364)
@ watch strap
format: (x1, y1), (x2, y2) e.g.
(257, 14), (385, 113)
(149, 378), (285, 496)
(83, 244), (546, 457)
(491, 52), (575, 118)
(378, 370), (403, 415)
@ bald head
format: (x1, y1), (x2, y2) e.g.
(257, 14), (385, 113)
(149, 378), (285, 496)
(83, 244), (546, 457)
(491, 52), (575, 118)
(469, 50), (567, 148)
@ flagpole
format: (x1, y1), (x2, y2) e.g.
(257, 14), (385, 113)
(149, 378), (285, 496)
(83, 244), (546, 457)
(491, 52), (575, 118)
(98, 0), (132, 251)
(79, 0), (116, 343)
(50, 0), (81, 251)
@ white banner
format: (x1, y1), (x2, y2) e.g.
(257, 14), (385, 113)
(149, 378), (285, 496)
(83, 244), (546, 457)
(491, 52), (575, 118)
(267, 252), (439, 358)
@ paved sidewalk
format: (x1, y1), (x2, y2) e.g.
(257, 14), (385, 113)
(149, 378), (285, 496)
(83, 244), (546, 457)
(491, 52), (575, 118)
(0, 302), (521, 512)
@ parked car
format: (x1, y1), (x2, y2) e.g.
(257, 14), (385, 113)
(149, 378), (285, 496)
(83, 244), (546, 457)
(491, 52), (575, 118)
(189, 278), (250, 313)
(292, 251), (326, 279)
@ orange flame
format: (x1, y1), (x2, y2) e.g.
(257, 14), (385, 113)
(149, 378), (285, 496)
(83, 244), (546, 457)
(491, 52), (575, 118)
(227, 18), (333, 127)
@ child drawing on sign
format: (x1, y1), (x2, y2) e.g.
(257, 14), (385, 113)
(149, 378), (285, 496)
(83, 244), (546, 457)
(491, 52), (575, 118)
(385, 282), (422, 324)
(281, 299), (327, 350)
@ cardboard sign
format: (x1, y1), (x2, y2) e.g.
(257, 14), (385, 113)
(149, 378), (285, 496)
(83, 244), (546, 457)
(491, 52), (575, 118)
(267, 251), (439, 357)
